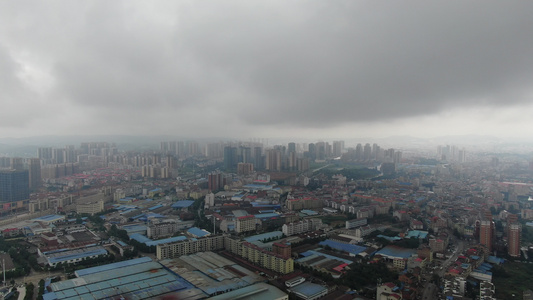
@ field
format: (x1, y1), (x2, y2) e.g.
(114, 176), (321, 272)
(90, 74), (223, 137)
(492, 261), (533, 299)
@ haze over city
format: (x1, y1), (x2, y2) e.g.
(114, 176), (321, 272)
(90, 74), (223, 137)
(2, 2), (533, 300)
(2, 1), (533, 141)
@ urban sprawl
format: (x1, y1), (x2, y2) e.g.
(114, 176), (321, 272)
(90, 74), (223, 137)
(0, 140), (532, 300)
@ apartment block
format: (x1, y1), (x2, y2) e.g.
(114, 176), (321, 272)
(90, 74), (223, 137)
(282, 218), (322, 236)
(156, 235), (225, 259)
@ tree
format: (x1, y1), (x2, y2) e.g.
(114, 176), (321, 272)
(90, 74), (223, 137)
(24, 282), (35, 300)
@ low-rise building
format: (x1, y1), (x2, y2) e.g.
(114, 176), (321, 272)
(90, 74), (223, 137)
(76, 200), (104, 215)
(345, 218), (367, 229)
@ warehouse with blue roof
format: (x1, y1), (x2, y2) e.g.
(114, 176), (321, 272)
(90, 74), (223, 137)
(187, 227), (211, 238)
(32, 214), (65, 224)
(375, 245), (417, 259)
(42, 246), (108, 267)
(319, 240), (367, 256)
(172, 200), (194, 209)
(45, 257), (205, 300)
(254, 212), (281, 220)
(129, 233), (187, 247)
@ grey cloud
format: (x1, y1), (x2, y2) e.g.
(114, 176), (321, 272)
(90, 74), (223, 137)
(1, 1), (533, 136)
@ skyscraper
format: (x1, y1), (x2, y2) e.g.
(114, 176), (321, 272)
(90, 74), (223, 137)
(253, 147), (263, 170)
(265, 149), (281, 171)
(363, 143), (372, 160)
(28, 158), (42, 190)
(288, 142), (296, 154)
(223, 146), (237, 170)
(0, 170), (30, 204)
(308, 143), (316, 161)
(332, 141), (344, 157)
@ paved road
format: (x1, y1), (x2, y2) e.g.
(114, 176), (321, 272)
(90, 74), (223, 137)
(16, 286), (26, 300)
(437, 240), (465, 277)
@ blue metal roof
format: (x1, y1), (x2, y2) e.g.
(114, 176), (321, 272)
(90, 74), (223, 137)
(296, 250), (352, 265)
(148, 204), (164, 211)
(244, 231), (283, 242)
(47, 248), (108, 264)
(75, 257), (152, 277)
(187, 227), (210, 237)
(253, 213), (280, 219)
(129, 233), (152, 243)
(32, 214), (65, 222)
(171, 200), (194, 208)
(290, 282), (327, 297)
(122, 224), (147, 234)
(301, 210), (318, 215)
(145, 236), (187, 246)
(129, 234), (187, 246)
(319, 240), (367, 255)
(51, 259), (198, 300)
(375, 245), (416, 259)
(116, 240), (128, 247)
(406, 230), (428, 239)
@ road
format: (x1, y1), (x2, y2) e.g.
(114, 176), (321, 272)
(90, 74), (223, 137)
(437, 240), (465, 277)
(312, 164), (331, 173)
(419, 239), (465, 299)
(22, 269), (64, 285)
(16, 286), (26, 300)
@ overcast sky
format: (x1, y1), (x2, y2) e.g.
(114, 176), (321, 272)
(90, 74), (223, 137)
(1, 1), (533, 141)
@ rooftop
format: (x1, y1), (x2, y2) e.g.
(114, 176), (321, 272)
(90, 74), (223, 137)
(375, 245), (417, 259)
(319, 240), (367, 255)
(290, 281), (327, 297)
(209, 282), (287, 300)
(171, 200), (195, 208)
(47, 257), (201, 300)
(244, 231), (283, 242)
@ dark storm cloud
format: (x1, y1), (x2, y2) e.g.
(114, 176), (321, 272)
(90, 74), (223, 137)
(1, 1), (533, 136)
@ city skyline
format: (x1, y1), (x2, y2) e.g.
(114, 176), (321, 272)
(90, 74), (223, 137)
(2, 2), (533, 141)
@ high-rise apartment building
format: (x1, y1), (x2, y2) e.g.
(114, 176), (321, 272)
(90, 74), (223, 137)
(10, 158), (24, 171)
(363, 143), (372, 160)
(479, 220), (494, 252)
(208, 172), (225, 191)
(223, 146), (237, 170)
(288, 142), (296, 154)
(508, 223), (521, 257)
(0, 170), (30, 203)
(253, 147), (263, 170)
(28, 158), (42, 190)
(265, 149), (281, 172)
(332, 140), (344, 157)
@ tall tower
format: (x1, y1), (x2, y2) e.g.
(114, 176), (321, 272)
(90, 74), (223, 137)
(508, 223), (521, 257)
(332, 141), (343, 157)
(28, 158), (42, 190)
(223, 146), (237, 170)
(479, 220), (494, 252)
(0, 170), (30, 204)
(266, 149), (281, 172)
